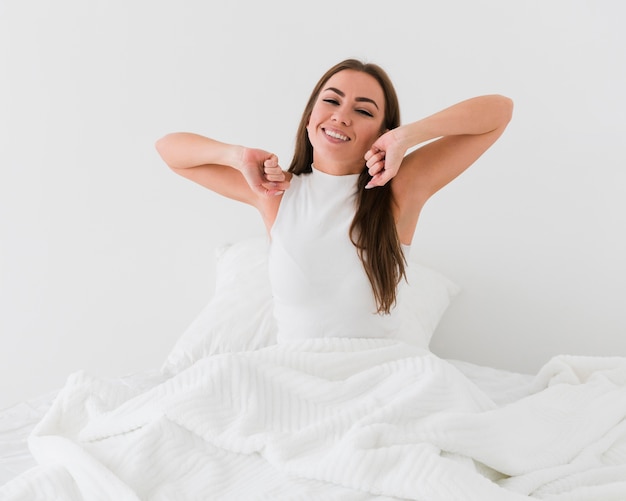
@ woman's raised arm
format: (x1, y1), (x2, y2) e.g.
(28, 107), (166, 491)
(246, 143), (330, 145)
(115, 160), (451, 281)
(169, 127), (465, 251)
(155, 133), (289, 229)
(365, 95), (513, 243)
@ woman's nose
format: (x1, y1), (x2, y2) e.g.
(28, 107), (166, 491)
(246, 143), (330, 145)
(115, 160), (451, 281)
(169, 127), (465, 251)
(332, 108), (351, 126)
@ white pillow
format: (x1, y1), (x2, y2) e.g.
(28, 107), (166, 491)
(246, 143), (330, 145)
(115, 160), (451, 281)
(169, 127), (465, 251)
(394, 257), (461, 349)
(161, 236), (460, 375)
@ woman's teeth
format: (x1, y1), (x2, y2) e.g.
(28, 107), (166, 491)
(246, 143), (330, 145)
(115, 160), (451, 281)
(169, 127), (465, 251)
(324, 129), (349, 141)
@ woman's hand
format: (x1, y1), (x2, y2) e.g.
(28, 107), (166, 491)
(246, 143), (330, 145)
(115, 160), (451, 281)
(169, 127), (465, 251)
(239, 148), (290, 196)
(363, 128), (408, 189)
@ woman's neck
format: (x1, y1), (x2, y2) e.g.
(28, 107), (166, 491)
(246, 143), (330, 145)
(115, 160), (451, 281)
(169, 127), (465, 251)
(311, 158), (364, 176)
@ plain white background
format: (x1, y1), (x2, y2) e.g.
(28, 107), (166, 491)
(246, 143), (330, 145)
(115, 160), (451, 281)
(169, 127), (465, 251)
(1, 0), (625, 409)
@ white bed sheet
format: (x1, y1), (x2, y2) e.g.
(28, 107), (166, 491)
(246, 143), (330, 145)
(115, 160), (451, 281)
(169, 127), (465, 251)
(0, 360), (531, 488)
(0, 370), (167, 486)
(4, 340), (626, 500)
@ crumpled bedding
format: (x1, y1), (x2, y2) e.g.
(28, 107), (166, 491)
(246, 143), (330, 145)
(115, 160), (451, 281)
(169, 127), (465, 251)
(2, 337), (626, 500)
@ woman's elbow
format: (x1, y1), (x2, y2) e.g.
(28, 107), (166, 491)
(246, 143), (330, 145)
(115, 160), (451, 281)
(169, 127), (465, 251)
(155, 134), (178, 169)
(495, 95), (514, 125)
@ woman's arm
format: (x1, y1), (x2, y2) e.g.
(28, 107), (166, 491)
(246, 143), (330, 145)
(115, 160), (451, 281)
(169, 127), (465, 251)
(155, 133), (289, 229)
(365, 95), (513, 243)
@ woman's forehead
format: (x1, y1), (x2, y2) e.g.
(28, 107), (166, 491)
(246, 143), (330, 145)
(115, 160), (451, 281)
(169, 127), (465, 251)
(323, 70), (385, 104)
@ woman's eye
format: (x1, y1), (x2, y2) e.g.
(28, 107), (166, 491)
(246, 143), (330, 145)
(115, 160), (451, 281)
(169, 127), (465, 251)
(357, 109), (374, 117)
(323, 98), (339, 105)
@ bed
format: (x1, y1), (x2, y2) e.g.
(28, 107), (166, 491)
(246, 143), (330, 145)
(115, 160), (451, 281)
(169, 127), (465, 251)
(1, 237), (625, 500)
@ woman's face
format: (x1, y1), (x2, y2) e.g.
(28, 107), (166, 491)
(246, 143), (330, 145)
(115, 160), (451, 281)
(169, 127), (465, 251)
(307, 69), (386, 174)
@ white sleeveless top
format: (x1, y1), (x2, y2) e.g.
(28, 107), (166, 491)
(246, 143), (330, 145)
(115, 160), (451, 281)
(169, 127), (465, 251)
(268, 166), (408, 342)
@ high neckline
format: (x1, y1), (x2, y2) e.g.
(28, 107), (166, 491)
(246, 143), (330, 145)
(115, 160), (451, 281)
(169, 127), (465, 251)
(311, 164), (362, 179)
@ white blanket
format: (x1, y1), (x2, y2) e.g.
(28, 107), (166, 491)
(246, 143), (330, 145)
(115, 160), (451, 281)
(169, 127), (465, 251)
(2, 338), (626, 500)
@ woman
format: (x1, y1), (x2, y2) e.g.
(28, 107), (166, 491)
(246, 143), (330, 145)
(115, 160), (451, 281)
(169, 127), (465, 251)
(156, 59), (513, 341)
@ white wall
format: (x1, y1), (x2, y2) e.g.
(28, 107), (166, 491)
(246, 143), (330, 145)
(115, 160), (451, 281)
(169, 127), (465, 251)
(1, 0), (625, 409)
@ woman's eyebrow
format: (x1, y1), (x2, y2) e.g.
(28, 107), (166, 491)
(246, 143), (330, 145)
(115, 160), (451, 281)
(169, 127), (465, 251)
(324, 87), (379, 110)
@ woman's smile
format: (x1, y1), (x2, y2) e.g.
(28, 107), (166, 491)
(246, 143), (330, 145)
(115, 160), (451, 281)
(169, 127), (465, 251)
(322, 127), (350, 142)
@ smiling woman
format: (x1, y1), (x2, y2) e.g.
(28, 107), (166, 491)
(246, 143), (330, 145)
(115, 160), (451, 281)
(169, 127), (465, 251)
(287, 60), (405, 314)
(156, 58), (512, 315)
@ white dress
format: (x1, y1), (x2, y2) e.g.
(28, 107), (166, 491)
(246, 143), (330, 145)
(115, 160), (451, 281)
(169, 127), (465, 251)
(268, 166), (409, 342)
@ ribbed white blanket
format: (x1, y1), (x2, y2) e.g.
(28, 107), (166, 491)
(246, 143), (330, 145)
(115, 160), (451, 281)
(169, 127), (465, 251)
(2, 338), (626, 500)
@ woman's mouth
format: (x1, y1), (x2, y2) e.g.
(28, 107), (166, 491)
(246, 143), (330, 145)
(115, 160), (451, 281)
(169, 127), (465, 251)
(323, 128), (350, 142)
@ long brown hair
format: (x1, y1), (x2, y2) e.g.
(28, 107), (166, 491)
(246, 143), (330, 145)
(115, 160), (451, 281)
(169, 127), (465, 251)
(288, 59), (406, 314)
